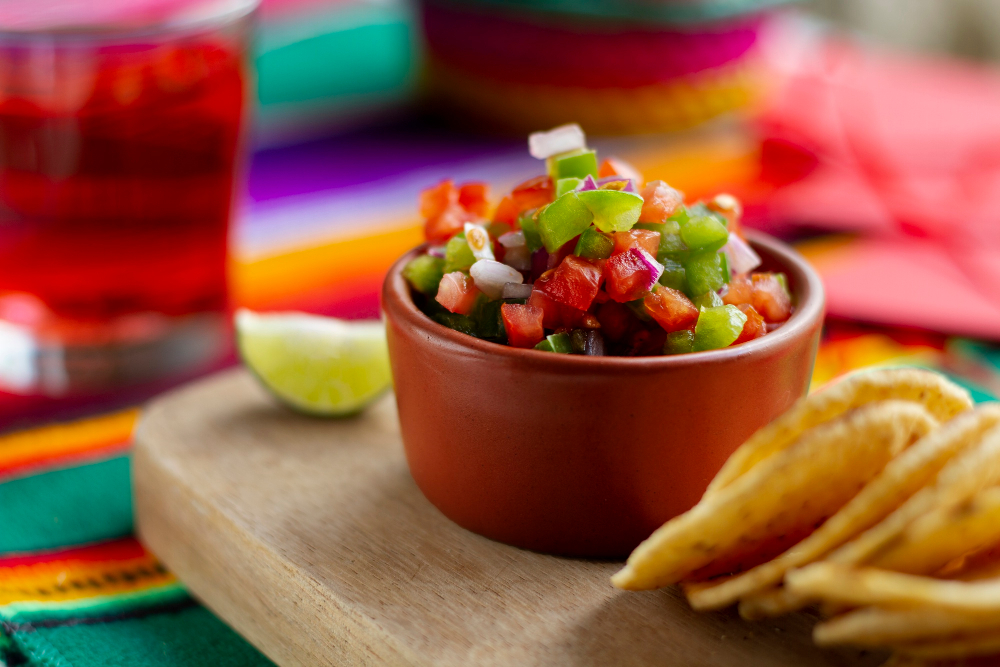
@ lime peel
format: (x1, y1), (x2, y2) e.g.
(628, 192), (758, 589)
(235, 309), (392, 417)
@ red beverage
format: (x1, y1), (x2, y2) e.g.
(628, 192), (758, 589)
(0, 3), (254, 395)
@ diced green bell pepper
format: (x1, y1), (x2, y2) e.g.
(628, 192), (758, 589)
(547, 149), (599, 180)
(538, 192), (593, 253)
(472, 298), (506, 342)
(693, 305), (748, 351)
(657, 231), (690, 264)
(668, 206), (690, 227)
(555, 177), (582, 198)
(626, 299), (652, 322)
(684, 250), (726, 297)
(775, 272), (791, 297)
(658, 258), (686, 291)
(692, 291), (724, 309)
(534, 332), (574, 353)
(576, 189), (643, 233)
(403, 254), (445, 295)
(519, 210), (543, 253)
(680, 215), (729, 252)
(719, 251), (730, 283)
(432, 312), (477, 337)
(663, 330), (695, 355)
(574, 226), (614, 259)
(444, 233), (476, 273)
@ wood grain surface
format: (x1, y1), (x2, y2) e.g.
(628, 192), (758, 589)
(133, 369), (886, 666)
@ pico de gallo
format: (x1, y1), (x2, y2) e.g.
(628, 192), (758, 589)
(402, 124), (793, 356)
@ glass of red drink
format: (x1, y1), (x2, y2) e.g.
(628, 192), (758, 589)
(0, 0), (256, 396)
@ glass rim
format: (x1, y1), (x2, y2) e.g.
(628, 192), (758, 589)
(0, 0), (259, 42)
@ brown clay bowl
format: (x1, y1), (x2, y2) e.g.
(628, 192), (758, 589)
(382, 231), (824, 558)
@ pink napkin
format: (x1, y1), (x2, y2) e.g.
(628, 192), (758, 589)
(748, 29), (1000, 340)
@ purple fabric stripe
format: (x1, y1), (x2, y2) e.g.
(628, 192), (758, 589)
(247, 121), (522, 203)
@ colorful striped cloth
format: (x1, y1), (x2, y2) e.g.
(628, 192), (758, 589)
(6, 33), (1000, 664)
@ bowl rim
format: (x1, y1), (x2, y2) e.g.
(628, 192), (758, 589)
(382, 230), (825, 371)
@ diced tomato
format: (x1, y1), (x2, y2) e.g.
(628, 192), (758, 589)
(751, 273), (792, 323)
(501, 303), (544, 348)
(511, 174), (553, 209)
(734, 304), (766, 344)
(626, 325), (668, 356)
(604, 250), (655, 303)
(598, 157), (643, 185)
(528, 287), (587, 329)
(538, 255), (604, 311)
(612, 229), (660, 257)
(643, 285), (699, 332)
(638, 180), (684, 223)
(420, 179), (458, 219)
(594, 290), (610, 305)
(435, 272), (480, 315)
(596, 300), (635, 342)
(494, 175), (554, 225)
(458, 182), (490, 217)
(424, 206), (476, 244)
(722, 275), (753, 306)
(493, 196), (520, 226)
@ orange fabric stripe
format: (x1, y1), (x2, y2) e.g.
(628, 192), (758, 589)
(231, 223), (423, 311)
(0, 409), (138, 476)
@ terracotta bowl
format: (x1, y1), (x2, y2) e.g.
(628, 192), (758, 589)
(382, 232), (824, 558)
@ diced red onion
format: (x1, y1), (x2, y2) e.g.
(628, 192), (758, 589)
(501, 282), (533, 300)
(578, 174), (598, 191)
(464, 222), (494, 261)
(502, 245), (532, 271)
(630, 247), (664, 290)
(723, 234), (762, 275)
(583, 330), (605, 356)
(498, 230), (526, 248)
(528, 123), (586, 159)
(470, 260), (523, 299)
(427, 245), (446, 258)
(622, 179), (639, 195)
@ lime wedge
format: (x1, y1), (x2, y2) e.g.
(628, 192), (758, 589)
(235, 309), (392, 417)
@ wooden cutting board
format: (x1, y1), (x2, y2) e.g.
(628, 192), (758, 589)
(133, 369), (885, 667)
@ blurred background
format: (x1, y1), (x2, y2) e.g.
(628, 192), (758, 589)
(4, 1), (1000, 665)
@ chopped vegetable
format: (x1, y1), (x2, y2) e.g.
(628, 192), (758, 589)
(613, 229), (660, 257)
(685, 251), (726, 297)
(464, 222), (494, 261)
(555, 177), (582, 198)
(751, 272), (793, 323)
(693, 305), (748, 351)
(501, 303), (544, 348)
(547, 149), (599, 180)
(403, 254), (445, 295)
(537, 255), (604, 311)
(443, 233), (476, 273)
(537, 192), (593, 253)
(664, 330), (695, 355)
(575, 226), (614, 260)
(639, 180), (684, 223)
(643, 286), (699, 332)
(528, 123), (586, 159)
(535, 332), (574, 353)
(436, 272), (481, 315)
(576, 189), (643, 233)
(470, 259), (523, 299)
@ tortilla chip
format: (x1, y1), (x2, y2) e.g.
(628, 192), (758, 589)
(613, 401), (937, 590)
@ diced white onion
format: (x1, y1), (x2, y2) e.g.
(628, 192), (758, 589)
(723, 234), (762, 275)
(528, 123), (586, 159)
(498, 230), (526, 248)
(501, 282), (533, 300)
(464, 222), (494, 261)
(470, 260), (523, 299)
(502, 245), (532, 271)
